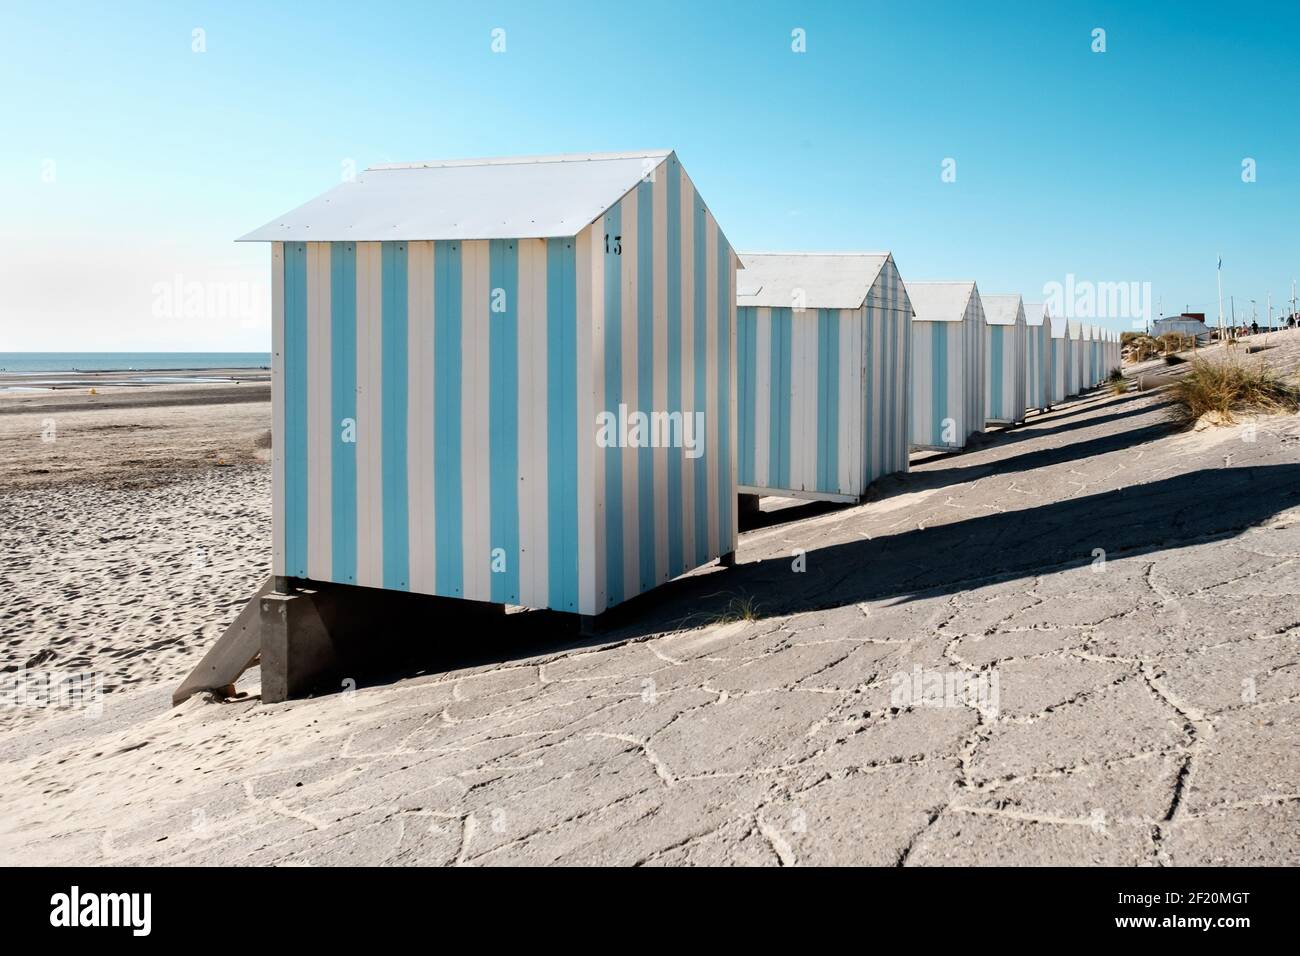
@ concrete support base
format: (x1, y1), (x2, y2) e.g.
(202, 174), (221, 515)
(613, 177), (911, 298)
(174, 577), (506, 705)
(259, 584), (506, 703)
(259, 590), (333, 704)
(717, 550), (737, 568)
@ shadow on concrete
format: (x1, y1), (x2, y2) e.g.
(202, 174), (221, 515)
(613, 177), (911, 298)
(984, 395), (1169, 450)
(742, 402), (1156, 532)
(904, 420), (1174, 494)
(330, 463), (1300, 695)
(739, 496), (844, 532)
(905, 392), (1151, 471)
(627, 462), (1300, 627)
(1029, 389), (1130, 423)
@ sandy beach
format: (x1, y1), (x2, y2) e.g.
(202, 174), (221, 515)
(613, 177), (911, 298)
(0, 372), (273, 713)
(2, 338), (1299, 865)
(0, 368), (270, 490)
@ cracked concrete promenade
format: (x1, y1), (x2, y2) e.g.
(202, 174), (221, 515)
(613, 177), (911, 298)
(2, 345), (1298, 865)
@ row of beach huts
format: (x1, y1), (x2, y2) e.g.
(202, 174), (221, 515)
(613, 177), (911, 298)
(240, 150), (1122, 623)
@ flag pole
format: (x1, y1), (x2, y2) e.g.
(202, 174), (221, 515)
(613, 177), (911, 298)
(1216, 255), (1225, 345)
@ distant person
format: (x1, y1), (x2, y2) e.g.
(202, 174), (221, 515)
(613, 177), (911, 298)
(1251, 320), (1259, 335)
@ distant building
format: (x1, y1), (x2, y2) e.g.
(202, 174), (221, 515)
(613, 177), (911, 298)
(1152, 313), (1212, 342)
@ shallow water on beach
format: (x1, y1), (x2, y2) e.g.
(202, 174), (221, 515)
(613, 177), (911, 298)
(0, 352), (271, 373)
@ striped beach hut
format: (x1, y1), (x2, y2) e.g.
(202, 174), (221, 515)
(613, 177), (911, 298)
(1049, 316), (1070, 404)
(1082, 325), (1094, 388)
(735, 253), (912, 503)
(907, 281), (986, 451)
(1078, 323), (1093, 390)
(239, 150), (738, 621)
(981, 294), (1028, 426)
(1066, 320), (1084, 396)
(1023, 301), (1052, 413)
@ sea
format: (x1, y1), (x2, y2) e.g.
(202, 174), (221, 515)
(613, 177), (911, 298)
(0, 352), (272, 373)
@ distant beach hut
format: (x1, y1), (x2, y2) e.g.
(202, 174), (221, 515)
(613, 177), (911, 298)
(238, 150), (739, 621)
(907, 281), (986, 451)
(735, 252), (912, 503)
(1023, 301), (1052, 413)
(980, 294), (1027, 426)
(1049, 316), (1070, 403)
(1066, 320), (1085, 396)
(1081, 324), (1098, 388)
(1081, 324), (1092, 387)
(1079, 324), (1092, 387)
(1088, 326), (1103, 386)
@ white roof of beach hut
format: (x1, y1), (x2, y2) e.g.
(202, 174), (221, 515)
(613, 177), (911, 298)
(735, 253), (904, 310)
(238, 150), (675, 242)
(1050, 316), (1068, 338)
(906, 281), (979, 321)
(981, 294), (1026, 325)
(1023, 301), (1049, 326)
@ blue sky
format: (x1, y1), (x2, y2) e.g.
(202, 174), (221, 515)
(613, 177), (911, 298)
(2, 0), (1297, 349)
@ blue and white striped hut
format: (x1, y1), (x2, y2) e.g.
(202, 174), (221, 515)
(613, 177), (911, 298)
(1066, 320), (1084, 396)
(1082, 324), (1095, 387)
(239, 150), (738, 620)
(1088, 325), (1104, 386)
(1077, 322), (1093, 391)
(734, 253), (912, 503)
(907, 281), (987, 451)
(1049, 316), (1070, 404)
(1023, 301), (1052, 413)
(980, 294), (1028, 426)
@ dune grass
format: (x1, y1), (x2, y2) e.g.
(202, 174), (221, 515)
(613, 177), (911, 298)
(711, 594), (762, 624)
(1167, 358), (1300, 429)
